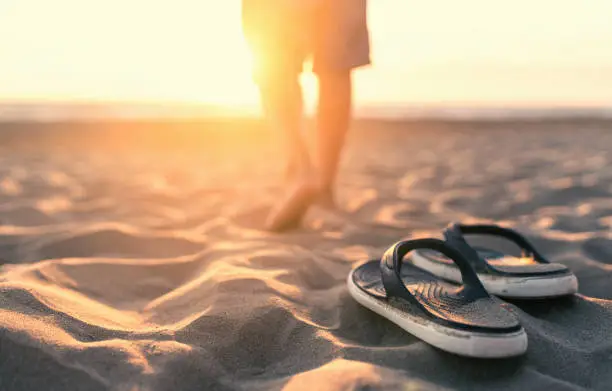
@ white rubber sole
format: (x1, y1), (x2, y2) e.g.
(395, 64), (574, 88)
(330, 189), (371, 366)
(347, 270), (528, 358)
(411, 251), (578, 299)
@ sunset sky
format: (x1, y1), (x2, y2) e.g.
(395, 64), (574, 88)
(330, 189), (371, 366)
(1, 0), (611, 110)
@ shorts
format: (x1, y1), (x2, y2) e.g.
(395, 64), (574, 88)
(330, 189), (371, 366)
(242, 0), (370, 84)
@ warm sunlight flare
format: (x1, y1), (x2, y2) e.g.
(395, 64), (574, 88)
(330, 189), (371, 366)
(0, 0), (261, 106)
(1, 0), (612, 109)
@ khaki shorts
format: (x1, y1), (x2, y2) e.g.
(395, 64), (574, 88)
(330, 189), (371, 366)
(242, 0), (370, 84)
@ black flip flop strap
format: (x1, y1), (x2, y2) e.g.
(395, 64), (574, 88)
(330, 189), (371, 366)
(380, 238), (489, 303)
(446, 223), (548, 263)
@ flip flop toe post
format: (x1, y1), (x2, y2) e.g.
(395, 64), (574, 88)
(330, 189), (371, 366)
(411, 223), (578, 299)
(348, 238), (528, 358)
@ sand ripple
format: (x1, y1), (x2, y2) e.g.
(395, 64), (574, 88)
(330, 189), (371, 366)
(1, 121), (612, 390)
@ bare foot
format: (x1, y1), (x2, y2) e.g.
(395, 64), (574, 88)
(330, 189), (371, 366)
(265, 177), (319, 232)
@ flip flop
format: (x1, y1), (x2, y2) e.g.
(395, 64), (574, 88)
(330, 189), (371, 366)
(410, 223), (578, 299)
(348, 238), (528, 358)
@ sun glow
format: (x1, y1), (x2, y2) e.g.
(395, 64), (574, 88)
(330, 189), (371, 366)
(0, 0), (262, 106)
(2, 0), (612, 108)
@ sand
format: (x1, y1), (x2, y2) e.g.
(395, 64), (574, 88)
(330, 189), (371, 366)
(1, 118), (612, 391)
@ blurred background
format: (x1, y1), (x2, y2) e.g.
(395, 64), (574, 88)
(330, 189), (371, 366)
(1, 0), (612, 119)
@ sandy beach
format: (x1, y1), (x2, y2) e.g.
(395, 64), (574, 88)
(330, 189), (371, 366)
(1, 118), (612, 390)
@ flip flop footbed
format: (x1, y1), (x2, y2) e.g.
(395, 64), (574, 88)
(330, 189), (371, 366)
(410, 249), (578, 298)
(348, 261), (528, 358)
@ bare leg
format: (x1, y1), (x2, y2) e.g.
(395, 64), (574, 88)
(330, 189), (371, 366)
(259, 74), (318, 232)
(315, 71), (352, 208)
(260, 74), (310, 176)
